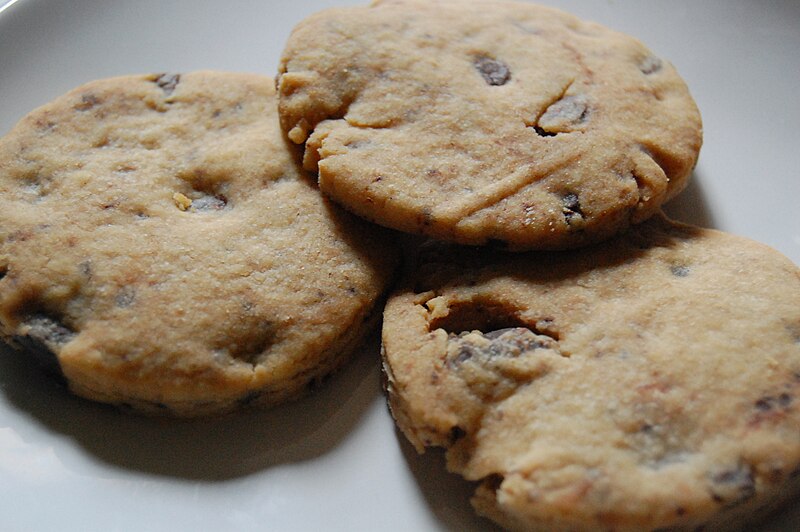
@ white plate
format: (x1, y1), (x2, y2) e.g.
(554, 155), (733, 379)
(0, 1), (798, 530)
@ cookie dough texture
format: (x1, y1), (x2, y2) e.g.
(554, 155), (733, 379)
(0, 71), (397, 416)
(382, 214), (800, 531)
(278, 0), (702, 250)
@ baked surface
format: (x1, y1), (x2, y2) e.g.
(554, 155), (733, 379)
(278, 0), (702, 250)
(382, 214), (800, 530)
(0, 71), (397, 416)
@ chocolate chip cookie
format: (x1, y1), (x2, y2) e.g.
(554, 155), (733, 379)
(0, 71), (397, 416)
(382, 214), (800, 530)
(277, 0), (702, 250)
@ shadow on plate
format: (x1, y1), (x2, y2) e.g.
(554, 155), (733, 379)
(396, 429), (502, 531)
(0, 334), (383, 481)
(662, 168), (716, 229)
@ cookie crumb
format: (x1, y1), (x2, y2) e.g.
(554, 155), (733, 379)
(172, 192), (192, 211)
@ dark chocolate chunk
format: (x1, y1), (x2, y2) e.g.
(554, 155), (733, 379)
(561, 193), (583, 225)
(449, 327), (555, 367)
(539, 95), (589, 131)
(640, 55), (663, 75)
(78, 261), (92, 278)
(780, 392), (793, 406)
(451, 342), (478, 366)
(154, 73), (181, 95)
(448, 425), (467, 443)
(474, 56), (511, 86)
(562, 193), (581, 212)
(670, 265), (690, 277)
(115, 286), (136, 308)
(755, 393), (793, 411)
(75, 93), (100, 111)
(12, 314), (75, 378)
(490, 327), (554, 353)
(709, 464), (755, 507)
(191, 194), (227, 212)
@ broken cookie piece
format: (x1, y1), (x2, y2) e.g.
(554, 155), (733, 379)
(382, 213), (800, 531)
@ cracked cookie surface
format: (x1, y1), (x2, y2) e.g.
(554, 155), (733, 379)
(382, 214), (800, 530)
(0, 71), (397, 416)
(278, 0), (702, 250)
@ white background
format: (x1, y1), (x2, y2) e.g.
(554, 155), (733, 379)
(0, 1), (798, 530)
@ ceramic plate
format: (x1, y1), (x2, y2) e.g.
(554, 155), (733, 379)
(1, 1), (798, 530)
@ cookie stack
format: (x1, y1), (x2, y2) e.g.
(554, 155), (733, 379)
(1, 1), (798, 531)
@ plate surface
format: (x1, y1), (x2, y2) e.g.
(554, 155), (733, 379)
(0, 1), (798, 530)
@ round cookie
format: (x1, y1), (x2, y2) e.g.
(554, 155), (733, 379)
(0, 71), (397, 416)
(277, 0), (702, 250)
(382, 214), (800, 531)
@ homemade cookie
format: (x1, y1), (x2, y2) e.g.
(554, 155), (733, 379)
(277, 0), (702, 250)
(0, 71), (397, 416)
(382, 214), (800, 530)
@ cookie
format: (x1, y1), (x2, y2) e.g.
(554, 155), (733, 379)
(382, 214), (800, 530)
(277, 0), (702, 250)
(0, 71), (397, 416)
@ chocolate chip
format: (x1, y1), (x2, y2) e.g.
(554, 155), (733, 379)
(562, 193), (583, 225)
(755, 398), (773, 411)
(0, 265), (7, 281)
(640, 56), (663, 75)
(449, 327), (556, 367)
(755, 393), (793, 412)
(78, 261), (92, 279)
(75, 93), (100, 111)
(670, 265), (690, 277)
(115, 286), (136, 308)
(35, 118), (55, 131)
(448, 425), (467, 443)
(191, 194), (228, 212)
(486, 327), (554, 351)
(12, 314), (75, 378)
(562, 193), (581, 212)
(536, 95), (589, 136)
(709, 464), (755, 507)
(474, 56), (511, 86)
(451, 342), (478, 366)
(154, 73), (181, 95)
